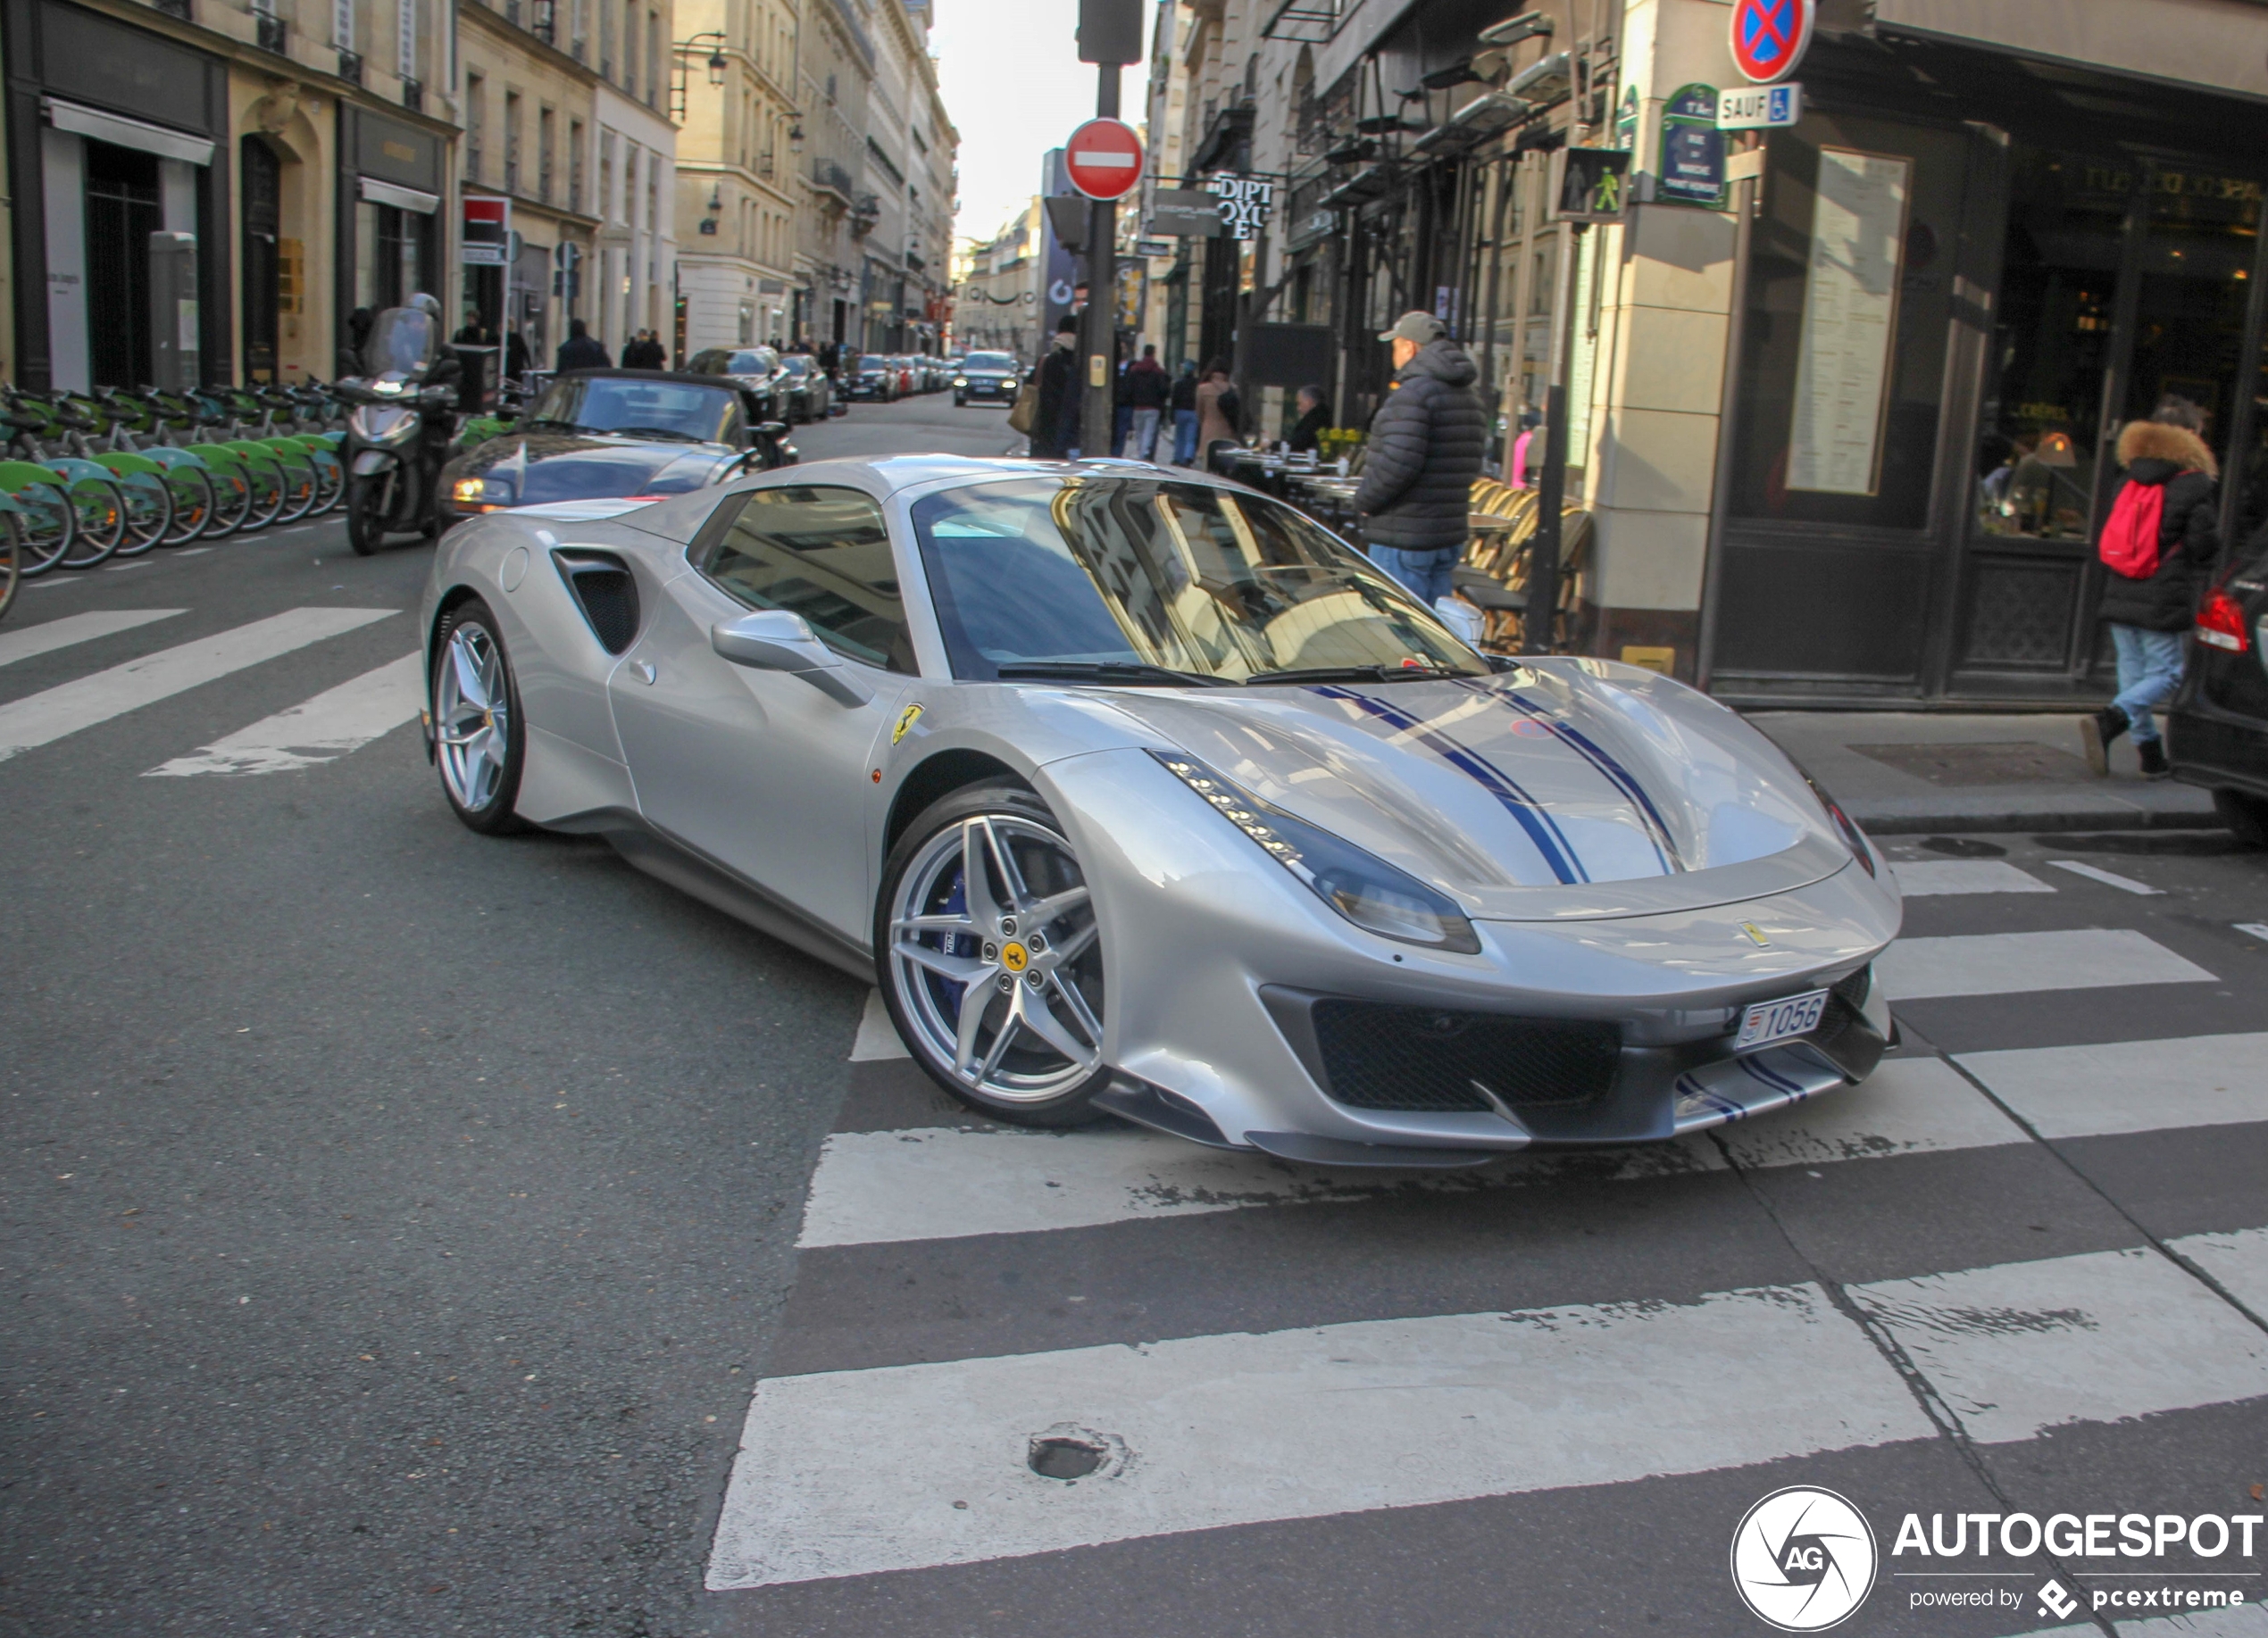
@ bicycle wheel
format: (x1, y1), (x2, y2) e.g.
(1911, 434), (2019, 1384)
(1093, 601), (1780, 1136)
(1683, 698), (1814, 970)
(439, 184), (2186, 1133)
(13, 481), (75, 576)
(238, 463), (288, 531)
(200, 465), (254, 538)
(160, 466), (217, 545)
(269, 454), (319, 524)
(109, 475), (172, 558)
(58, 478), (124, 569)
(0, 511), (21, 621)
(307, 452), (345, 515)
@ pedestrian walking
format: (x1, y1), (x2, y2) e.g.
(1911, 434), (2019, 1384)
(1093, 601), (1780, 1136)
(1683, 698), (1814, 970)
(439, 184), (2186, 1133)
(1170, 360), (1200, 465)
(1288, 384), (1330, 453)
(1030, 318), (1080, 459)
(1122, 345), (1170, 461)
(1195, 359), (1239, 472)
(1511, 410), (1541, 487)
(555, 318), (611, 372)
(621, 329), (666, 369)
(2083, 396), (2222, 778)
(504, 325), (530, 385)
(1353, 311), (1486, 606)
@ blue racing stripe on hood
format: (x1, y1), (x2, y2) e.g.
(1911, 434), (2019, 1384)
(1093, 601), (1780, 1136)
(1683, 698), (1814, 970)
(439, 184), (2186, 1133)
(1312, 686), (1587, 885)
(1461, 682), (1684, 873)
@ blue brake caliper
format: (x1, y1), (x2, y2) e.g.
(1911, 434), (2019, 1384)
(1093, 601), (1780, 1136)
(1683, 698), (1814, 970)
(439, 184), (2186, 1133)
(930, 869), (971, 1021)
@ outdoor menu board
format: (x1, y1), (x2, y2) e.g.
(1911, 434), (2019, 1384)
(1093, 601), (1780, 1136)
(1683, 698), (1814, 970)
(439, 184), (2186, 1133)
(1788, 147), (1910, 495)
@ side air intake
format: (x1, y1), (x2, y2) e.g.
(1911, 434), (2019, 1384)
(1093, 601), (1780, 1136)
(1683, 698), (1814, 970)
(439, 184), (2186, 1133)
(552, 550), (640, 654)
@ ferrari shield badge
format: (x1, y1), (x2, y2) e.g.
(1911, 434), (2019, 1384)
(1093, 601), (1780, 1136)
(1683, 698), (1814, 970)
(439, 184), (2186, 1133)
(1739, 922), (1772, 948)
(891, 703), (924, 745)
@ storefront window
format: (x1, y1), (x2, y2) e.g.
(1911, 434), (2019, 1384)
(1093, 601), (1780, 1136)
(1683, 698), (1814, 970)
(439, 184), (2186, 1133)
(85, 140), (162, 388)
(1731, 112), (1971, 530)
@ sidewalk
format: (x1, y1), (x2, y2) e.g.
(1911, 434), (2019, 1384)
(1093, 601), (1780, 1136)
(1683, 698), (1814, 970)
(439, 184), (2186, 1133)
(1747, 711), (2222, 835)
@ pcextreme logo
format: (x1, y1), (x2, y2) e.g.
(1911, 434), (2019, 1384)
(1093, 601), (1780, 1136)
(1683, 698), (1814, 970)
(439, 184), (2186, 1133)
(1730, 1486), (1880, 1631)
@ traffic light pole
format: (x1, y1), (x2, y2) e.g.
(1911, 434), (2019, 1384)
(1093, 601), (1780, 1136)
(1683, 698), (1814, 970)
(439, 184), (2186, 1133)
(1080, 65), (1121, 459)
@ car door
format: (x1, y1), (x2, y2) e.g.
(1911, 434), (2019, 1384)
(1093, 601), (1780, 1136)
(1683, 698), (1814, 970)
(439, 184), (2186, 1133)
(606, 483), (915, 946)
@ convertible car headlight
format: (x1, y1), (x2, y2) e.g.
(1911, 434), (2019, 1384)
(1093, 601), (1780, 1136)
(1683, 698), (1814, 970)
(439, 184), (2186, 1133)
(1793, 767), (1878, 877)
(452, 476), (505, 503)
(1151, 752), (1481, 954)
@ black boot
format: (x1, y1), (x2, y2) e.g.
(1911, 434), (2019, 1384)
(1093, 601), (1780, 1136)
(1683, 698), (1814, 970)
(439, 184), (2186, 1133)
(2080, 705), (2129, 776)
(2137, 738), (2171, 780)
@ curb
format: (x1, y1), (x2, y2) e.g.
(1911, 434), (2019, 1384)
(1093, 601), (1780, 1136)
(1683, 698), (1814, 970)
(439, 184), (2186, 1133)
(1855, 807), (2224, 836)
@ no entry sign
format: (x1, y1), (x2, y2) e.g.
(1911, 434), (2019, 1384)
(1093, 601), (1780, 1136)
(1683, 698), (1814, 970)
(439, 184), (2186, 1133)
(1730, 0), (1813, 83)
(1064, 118), (1143, 201)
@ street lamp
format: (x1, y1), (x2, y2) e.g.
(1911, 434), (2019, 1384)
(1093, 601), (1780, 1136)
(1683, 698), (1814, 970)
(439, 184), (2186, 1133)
(788, 119), (805, 154)
(671, 29), (730, 121)
(706, 50), (727, 86)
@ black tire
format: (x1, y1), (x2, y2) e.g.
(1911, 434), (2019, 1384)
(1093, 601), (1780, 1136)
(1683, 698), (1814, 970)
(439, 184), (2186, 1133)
(57, 477), (125, 569)
(2214, 788), (2268, 848)
(346, 475), (387, 555)
(954, 396), (966, 408)
(875, 781), (1109, 1128)
(0, 511), (21, 621)
(159, 467), (217, 545)
(430, 598), (529, 835)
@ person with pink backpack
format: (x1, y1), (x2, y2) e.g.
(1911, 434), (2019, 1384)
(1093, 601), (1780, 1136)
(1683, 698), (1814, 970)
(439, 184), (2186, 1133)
(2082, 396), (2222, 778)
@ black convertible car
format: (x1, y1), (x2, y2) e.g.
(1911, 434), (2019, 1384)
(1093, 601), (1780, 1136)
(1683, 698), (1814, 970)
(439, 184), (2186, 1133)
(442, 370), (794, 524)
(2169, 540), (2268, 844)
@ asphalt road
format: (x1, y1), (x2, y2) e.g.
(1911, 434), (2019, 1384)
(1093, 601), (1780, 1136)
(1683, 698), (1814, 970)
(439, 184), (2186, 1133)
(0, 393), (1018, 1638)
(5, 395), (2268, 1638)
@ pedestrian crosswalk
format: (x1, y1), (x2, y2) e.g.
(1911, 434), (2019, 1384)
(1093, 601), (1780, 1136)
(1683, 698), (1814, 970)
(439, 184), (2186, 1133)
(704, 870), (2268, 1632)
(0, 605), (415, 775)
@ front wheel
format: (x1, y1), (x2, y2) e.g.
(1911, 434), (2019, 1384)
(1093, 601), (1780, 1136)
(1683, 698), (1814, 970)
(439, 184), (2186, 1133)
(346, 473), (388, 555)
(0, 511), (21, 620)
(876, 783), (1108, 1127)
(431, 598), (528, 834)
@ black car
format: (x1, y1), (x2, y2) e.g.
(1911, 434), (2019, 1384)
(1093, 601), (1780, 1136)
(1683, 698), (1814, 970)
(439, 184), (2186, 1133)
(440, 370), (794, 524)
(954, 351), (1021, 407)
(846, 353), (897, 403)
(2167, 542), (2268, 844)
(772, 353), (832, 423)
(687, 345), (784, 422)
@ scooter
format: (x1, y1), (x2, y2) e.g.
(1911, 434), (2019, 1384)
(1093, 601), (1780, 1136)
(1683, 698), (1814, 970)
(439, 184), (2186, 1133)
(335, 300), (462, 555)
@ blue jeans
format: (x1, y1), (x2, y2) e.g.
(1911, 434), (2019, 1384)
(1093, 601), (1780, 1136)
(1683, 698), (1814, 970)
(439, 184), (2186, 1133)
(1125, 406), (1162, 461)
(1370, 545), (1459, 605)
(1172, 408), (1199, 465)
(2109, 624), (2185, 745)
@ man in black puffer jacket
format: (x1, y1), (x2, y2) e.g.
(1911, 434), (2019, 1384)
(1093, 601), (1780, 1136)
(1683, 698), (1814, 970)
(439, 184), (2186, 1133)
(2084, 399), (2221, 778)
(1354, 311), (1487, 603)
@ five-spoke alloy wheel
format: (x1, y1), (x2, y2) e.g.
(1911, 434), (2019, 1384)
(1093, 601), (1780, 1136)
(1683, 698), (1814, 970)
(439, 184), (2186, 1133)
(432, 598), (527, 834)
(878, 784), (1108, 1125)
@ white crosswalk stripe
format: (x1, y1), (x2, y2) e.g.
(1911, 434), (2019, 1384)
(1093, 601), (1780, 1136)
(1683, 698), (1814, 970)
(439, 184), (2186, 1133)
(145, 652), (422, 777)
(0, 608), (184, 669)
(1890, 859), (2055, 896)
(1959, 1034), (2268, 1139)
(0, 607), (396, 762)
(1878, 928), (2215, 1000)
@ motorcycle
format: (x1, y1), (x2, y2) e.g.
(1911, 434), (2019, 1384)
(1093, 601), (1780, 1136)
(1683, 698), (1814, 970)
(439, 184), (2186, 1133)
(335, 299), (463, 555)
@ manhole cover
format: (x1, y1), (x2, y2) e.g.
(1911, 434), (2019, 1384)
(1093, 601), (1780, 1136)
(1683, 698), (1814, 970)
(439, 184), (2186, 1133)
(1025, 1424), (1128, 1483)
(1850, 742), (2091, 786)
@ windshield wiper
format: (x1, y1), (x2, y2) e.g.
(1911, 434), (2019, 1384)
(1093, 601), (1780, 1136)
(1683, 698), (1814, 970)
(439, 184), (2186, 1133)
(993, 661), (1237, 688)
(1245, 662), (1466, 685)
(609, 425), (700, 442)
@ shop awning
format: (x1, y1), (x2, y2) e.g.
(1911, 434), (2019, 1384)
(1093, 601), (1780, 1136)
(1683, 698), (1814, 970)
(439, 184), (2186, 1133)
(1875, 0), (2268, 104)
(43, 97), (213, 166)
(359, 176), (440, 214)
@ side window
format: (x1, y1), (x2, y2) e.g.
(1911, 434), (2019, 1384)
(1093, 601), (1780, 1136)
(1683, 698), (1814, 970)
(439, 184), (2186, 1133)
(697, 486), (914, 673)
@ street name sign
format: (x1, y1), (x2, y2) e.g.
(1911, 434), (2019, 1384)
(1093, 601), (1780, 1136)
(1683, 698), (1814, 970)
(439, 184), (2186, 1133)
(1718, 82), (1803, 129)
(1065, 118), (1143, 201)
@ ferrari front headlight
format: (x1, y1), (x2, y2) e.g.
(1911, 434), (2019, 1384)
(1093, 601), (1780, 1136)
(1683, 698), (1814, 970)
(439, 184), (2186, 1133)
(452, 476), (494, 503)
(1150, 752), (1481, 953)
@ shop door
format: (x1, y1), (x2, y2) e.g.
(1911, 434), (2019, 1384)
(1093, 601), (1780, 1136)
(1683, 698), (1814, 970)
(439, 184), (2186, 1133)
(83, 140), (161, 389)
(242, 138), (280, 384)
(1950, 150), (2262, 688)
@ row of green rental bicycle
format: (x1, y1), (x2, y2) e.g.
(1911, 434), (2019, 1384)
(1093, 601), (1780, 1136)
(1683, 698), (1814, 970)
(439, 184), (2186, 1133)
(0, 378), (355, 620)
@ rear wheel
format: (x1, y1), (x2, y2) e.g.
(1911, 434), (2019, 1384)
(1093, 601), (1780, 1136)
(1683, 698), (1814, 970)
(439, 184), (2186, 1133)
(201, 467), (254, 538)
(238, 463), (287, 531)
(160, 467), (216, 545)
(432, 599), (528, 834)
(109, 476), (171, 558)
(0, 511), (21, 619)
(2215, 788), (2268, 848)
(14, 481), (76, 577)
(58, 478), (125, 569)
(877, 783), (1109, 1127)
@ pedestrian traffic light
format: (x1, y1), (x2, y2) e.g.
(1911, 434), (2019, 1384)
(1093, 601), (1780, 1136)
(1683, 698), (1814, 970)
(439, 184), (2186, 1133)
(1550, 147), (1631, 223)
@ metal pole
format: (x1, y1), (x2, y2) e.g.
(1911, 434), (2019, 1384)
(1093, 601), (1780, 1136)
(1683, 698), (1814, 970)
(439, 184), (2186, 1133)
(1697, 154), (1759, 694)
(1080, 65), (1122, 458)
(1529, 220), (1583, 653)
(2216, 211), (2268, 570)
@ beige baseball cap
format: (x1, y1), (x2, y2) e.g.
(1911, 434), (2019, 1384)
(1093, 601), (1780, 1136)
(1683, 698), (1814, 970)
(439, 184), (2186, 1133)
(1377, 310), (1448, 345)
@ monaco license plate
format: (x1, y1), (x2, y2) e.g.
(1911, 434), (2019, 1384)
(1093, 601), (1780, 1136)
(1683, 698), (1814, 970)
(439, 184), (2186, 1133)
(1736, 987), (1830, 1052)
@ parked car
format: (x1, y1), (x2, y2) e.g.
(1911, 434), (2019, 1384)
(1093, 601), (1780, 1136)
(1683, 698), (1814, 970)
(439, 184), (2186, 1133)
(439, 370), (795, 525)
(846, 353), (898, 403)
(421, 457), (1897, 1160)
(773, 353), (832, 423)
(891, 357), (918, 397)
(686, 346), (785, 423)
(2167, 542), (2268, 844)
(954, 352), (1021, 408)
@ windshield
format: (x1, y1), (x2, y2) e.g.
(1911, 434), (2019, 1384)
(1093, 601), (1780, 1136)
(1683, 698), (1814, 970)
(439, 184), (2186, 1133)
(363, 308), (438, 377)
(525, 375), (742, 443)
(911, 477), (1488, 685)
(725, 348), (777, 375)
(777, 355), (812, 376)
(964, 353), (1015, 372)
(859, 355), (888, 371)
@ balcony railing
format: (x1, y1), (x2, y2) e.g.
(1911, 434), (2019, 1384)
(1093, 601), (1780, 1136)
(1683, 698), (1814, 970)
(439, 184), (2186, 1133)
(152, 0), (191, 19)
(337, 48), (363, 84)
(811, 156), (855, 204)
(401, 77), (423, 112)
(254, 12), (286, 52)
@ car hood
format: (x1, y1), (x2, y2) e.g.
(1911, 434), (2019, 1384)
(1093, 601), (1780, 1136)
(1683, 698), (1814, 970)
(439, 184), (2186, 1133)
(454, 432), (730, 503)
(1091, 665), (1863, 921)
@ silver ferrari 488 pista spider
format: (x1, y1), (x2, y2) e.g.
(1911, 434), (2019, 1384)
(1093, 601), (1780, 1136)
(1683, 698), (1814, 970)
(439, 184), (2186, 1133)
(419, 456), (1901, 1167)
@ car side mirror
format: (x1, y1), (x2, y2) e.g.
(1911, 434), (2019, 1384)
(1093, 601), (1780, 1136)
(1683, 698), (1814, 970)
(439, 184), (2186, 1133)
(756, 420), (789, 439)
(710, 610), (871, 705)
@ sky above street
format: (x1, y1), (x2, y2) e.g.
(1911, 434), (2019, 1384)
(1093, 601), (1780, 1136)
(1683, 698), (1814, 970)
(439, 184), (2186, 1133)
(930, 0), (1160, 251)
